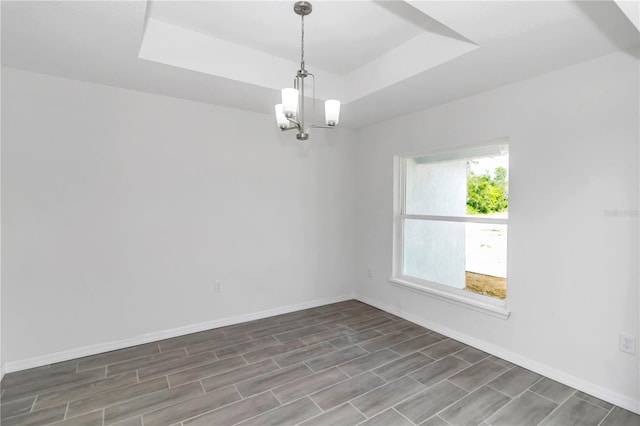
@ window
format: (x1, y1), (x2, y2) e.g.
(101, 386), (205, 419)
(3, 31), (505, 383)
(391, 141), (510, 319)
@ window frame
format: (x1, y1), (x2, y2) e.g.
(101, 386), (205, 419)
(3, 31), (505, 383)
(390, 142), (511, 320)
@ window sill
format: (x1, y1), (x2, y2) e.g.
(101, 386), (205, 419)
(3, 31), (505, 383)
(389, 277), (511, 320)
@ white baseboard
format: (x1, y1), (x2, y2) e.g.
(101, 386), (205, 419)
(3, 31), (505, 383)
(3, 294), (355, 375)
(355, 294), (640, 415)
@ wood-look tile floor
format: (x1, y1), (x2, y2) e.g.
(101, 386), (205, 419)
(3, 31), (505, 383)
(1, 300), (639, 426)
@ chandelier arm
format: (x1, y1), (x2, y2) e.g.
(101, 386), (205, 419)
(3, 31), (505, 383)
(306, 123), (335, 133)
(286, 116), (301, 127)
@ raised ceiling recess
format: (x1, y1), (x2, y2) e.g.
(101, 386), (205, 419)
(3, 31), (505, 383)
(139, 0), (478, 105)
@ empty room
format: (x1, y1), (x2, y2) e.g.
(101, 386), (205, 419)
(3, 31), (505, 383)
(1, 1), (639, 425)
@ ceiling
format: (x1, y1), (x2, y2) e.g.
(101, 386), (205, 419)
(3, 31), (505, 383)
(2, 1), (639, 129)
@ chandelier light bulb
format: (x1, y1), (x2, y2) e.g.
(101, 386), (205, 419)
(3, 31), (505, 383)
(325, 100), (341, 126)
(281, 88), (299, 117)
(275, 104), (289, 128)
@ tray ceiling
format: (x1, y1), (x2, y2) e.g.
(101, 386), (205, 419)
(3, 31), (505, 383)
(2, 1), (638, 128)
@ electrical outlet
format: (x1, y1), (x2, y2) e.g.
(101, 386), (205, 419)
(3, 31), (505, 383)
(619, 334), (635, 354)
(367, 268), (372, 278)
(214, 281), (222, 293)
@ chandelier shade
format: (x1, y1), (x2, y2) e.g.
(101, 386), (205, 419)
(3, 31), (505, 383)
(281, 88), (299, 117)
(274, 1), (341, 141)
(325, 100), (340, 126)
(274, 104), (289, 128)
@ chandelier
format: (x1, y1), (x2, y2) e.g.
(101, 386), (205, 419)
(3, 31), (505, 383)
(274, 1), (341, 141)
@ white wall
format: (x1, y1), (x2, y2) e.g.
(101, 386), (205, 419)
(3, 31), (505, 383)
(0, 2), (3, 380)
(354, 49), (639, 408)
(2, 48), (638, 411)
(1, 68), (356, 364)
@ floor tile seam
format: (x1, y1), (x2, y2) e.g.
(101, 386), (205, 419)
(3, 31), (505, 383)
(352, 377), (427, 419)
(280, 369), (365, 405)
(214, 341), (283, 360)
(391, 348), (438, 363)
(404, 328), (432, 338)
(369, 370), (389, 384)
(300, 328), (353, 344)
(0, 367), (84, 392)
(347, 401), (370, 421)
(361, 338), (412, 354)
(450, 352), (490, 365)
(301, 334), (349, 346)
(318, 372), (390, 412)
(479, 385), (520, 424)
(500, 362), (518, 372)
(534, 400), (565, 425)
(0, 398), (59, 423)
(10, 370), (180, 413)
(445, 376), (499, 394)
(424, 384), (482, 425)
(106, 348), (191, 375)
(335, 357), (386, 378)
(524, 375), (546, 393)
(595, 406), (617, 426)
(198, 360), (284, 395)
(572, 391), (615, 412)
(526, 387), (568, 406)
(226, 390), (287, 426)
(289, 395), (324, 423)
(485, 382), (530, 401)
(156, 353), (247, 385)
(416, 349), (454, 361)
(435, 414), (453, 425)
(556, 388), (580, 405)
(78, 350), (162, 373)
(101, 384), (208, 426)
(390, 407), (421, 426)
(403, 339), (444, 355)
(186, 340), (257, 357)
(326, 340), (343, 350)
(434, 377), (469, 394)
(237, 368), (317, 399)
(403, 367), (439, 385)
(330, 351), (376, 372)
(301, 345), (369, 371)
(68, 378), (173, 419)
(374, 359), (436, 383)
(303, 369), (383, 406)
(385, 346), (403, 357)
(30, 393), (39, 413)
(356, 373), (427, 408)
(533, 390), (581, 426)
(2, 374), (110, 405)
(159, 335), (221, 353)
